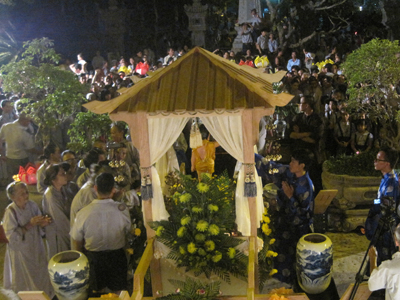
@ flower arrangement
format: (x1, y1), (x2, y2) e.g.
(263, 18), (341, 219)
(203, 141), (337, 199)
(152, 171), (247, 283)
(258, 205), (278, 291)
(126, 205), (147, 272)
(158, 278), (221, 300)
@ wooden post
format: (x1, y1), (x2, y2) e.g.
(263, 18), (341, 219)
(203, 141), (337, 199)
(113, 111), (163, 297)
(242, 109), (258, 295)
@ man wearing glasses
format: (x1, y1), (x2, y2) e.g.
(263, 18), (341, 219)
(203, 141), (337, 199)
(365, 146), (399, 266)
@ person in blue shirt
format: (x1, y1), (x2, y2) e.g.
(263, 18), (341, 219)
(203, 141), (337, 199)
(287, 51), (301, 71)
(255, 149), (314, 285)
(365, 146), (399, 265)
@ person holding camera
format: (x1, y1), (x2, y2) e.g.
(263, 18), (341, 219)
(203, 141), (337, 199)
(365, 146), (399, 265)
(368, 223), (400, 300)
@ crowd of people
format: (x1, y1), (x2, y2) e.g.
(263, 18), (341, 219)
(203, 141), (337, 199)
(0, 102), (142, 295)
(0, 23), (398, 298)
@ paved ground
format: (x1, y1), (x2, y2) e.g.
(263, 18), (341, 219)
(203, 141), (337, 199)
(0, 185), (371, 299)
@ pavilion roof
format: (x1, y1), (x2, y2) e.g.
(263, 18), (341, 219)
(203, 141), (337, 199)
(83, 47), (293, 116)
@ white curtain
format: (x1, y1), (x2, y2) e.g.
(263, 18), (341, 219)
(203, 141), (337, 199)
(201, 115), (263, 236)
(147, 117), (190, 221)
(156, 146), (179, 194)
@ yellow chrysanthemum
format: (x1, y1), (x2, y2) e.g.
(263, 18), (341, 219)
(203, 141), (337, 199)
(269, 269), (278, 276)
(262, 223), (272, 235)
(197, 182), (210, 193)
(198, 248), (207, 256)
(195, 233), (206, 242)
(156, 226), (164, 237)
(205, 240), (215, 252)
(187, 242), (197, 254)
(266, 250), (278, 257)
(208, 204), (219, 212)
(264, 207), (268, 215)
(227, 247), (236, 259)
(192, 206), (203, 213)
(262, 215), (271, 224)
(172, 192), (181, 200)
(208, 224), (220, 236)
(181, 216), (191, 226)
(134, 228), (141, 236)
(269, 238), (276, 245)
(196, 220), (209, 232)
(179, 193), (192, 203)
(179, 245), (186, 254)
(212, 251), (222, 262)
(177, 226), (187, 237)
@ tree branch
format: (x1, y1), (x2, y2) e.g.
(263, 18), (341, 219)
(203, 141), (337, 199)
(315, 0), (347, 11)
(289, 31), (317, 49)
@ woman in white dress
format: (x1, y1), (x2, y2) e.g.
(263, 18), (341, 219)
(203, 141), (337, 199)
(36, 143), (61, 193)
(3, 181), (54, 297)
(42, 163), (71, 260)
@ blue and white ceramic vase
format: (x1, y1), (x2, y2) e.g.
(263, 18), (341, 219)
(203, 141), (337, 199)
(48, 250), (90, 300)
(296, 233), (333, 294)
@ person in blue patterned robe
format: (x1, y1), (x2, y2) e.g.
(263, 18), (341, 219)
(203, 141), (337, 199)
(255, 149), (314, 285)
(365, 146), (399, 265)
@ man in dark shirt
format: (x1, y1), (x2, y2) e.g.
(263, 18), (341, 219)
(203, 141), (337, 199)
(290, 95), (324, 192)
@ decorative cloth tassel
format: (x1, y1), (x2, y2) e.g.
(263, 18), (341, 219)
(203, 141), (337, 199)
(190, 118), (203, 149)
(244, 174), (257, 197)
(243, 171), (257, 197)
(146, 175), (153, 199)
(141, 177), (149, 200)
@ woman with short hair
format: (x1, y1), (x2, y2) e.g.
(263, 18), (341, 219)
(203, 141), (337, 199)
(3, 181), (54, 297)
(42, 163), (71, 260)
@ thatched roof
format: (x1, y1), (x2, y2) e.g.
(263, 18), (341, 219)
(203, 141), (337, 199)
(84, 47), (293, 116)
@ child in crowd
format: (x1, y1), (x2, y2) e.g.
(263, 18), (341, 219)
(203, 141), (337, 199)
(351, 120), (373, 154)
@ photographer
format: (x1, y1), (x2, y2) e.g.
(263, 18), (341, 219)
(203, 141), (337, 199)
(365, 146), (399, 265)
(368, 224), (400, 300)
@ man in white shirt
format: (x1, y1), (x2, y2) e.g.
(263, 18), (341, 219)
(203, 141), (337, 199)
(71, 173), (131, 293)
(287, 51), (301, 71)
(0, 113), (38, 182)
(268, 33), (278, 55)
(256, 30), (268, 55)
(163, 48), (177, 66)
(369, 224), (400, 300)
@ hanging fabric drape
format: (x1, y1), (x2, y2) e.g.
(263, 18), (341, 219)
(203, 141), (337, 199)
(145, 117), (190, 221)
(156, 146), (179, 194)
(201, 114), (263, 236)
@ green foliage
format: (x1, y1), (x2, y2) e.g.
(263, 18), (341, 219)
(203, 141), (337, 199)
(151, 172), (247, 283)
(0, 31), (22, 65)
(0, 37), (87, 142)
(22, 37), (60, 64)
(67, 112), (112, 153)
(159, 278), (221, 300)
(342, 39), (400, 149)
(324, 150), (380, 176)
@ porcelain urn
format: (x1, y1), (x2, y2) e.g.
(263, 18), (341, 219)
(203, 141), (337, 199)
(48, 250), (90, 300)
(296, 233), (333, 294)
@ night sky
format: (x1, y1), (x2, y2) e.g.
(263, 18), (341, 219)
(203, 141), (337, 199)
(0, 0), (192, 61)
